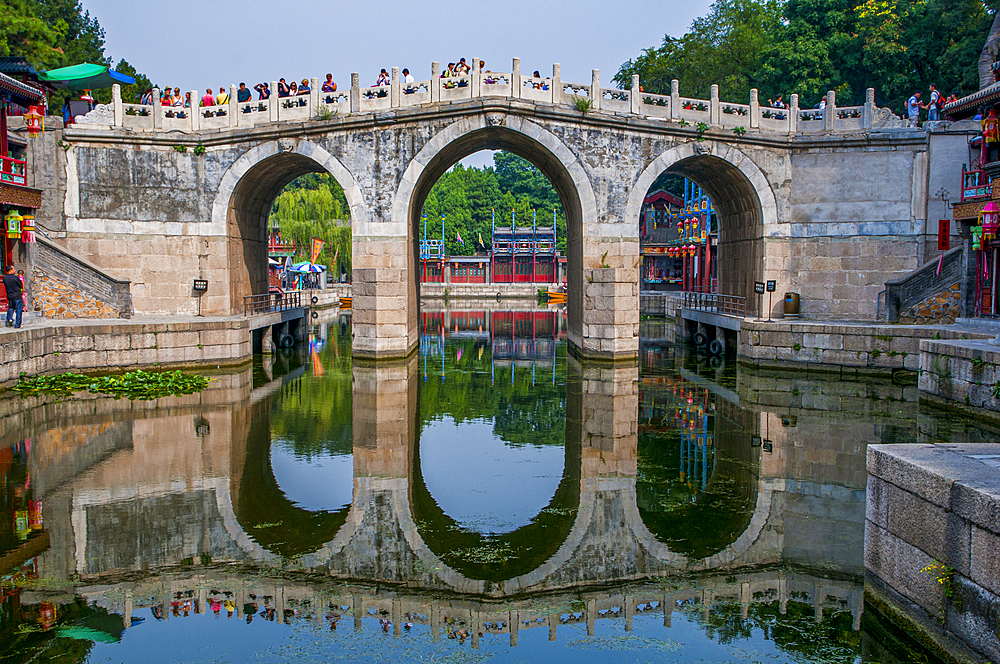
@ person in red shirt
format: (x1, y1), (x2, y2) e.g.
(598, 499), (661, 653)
(201, 88), (215, 107)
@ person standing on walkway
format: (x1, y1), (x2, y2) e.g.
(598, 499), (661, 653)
(928, 84), (942, 121)
(3, 266), (24, 329)
(906, 90), (923, 127)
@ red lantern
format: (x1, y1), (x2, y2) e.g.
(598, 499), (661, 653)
(25, 106), (44, 137)
(983, 202), (999, 241)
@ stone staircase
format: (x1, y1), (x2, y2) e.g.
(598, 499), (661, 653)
(30, 237), (132, 319)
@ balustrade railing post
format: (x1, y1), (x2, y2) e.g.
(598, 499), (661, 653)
(670, 79), (680, 120)
(391, 67), (400, 107)
(710, 84), (720, 126)
(310, 77), (319, 116)
(552, 63), (561, 105)
(591, 69), (600, 111)
(862, 87), (875, 129)
(350, 73), (360, 113)
(631, 74), (640, 114)
(270, 81), (280, 121)
(471, 58), (481, 97)
(789, 93), (799, 133)
(431, 62), (440, 103)
(190, 90), (199, 130)
(749, 88), (760, 129)
(512, 57), (521, 99)
(112, 83), (123, 127)
(229, 84), (238, 127)
(152, 87), (162, 129)
(824, 90), (836, 132)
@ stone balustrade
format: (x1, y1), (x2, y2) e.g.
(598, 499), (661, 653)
(88, 58), (903, 135)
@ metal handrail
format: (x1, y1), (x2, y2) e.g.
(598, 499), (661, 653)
(244, 290), (301, 316)
(682, 291), (746, 317)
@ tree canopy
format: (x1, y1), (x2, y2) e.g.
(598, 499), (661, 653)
(0, 0), (155, 106)
(615, 0), (999, 111)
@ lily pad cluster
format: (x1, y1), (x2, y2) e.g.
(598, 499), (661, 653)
(14, 369), (210, 400)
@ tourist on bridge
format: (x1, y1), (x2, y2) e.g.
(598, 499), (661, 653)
(456, 58), (470, 75)
(254, 82), (270, 100)
(376, 69), (391, 87)
(402, 68), (415, 93)
(298, 79), (310, 95)
(278, 78), (291, 97)
(5, 265), (24, 329)
(289, 81), (298, 97)
(322, 73), (337, 93)
(769, 94), (786, 109)
(201, 88), (215, 107)
(237, 82), (251, 103)
(928, 84), (942, 121)
(442, 63), (456, 89)
(217, 87), (230, 105)
(906, 90), (924, 127)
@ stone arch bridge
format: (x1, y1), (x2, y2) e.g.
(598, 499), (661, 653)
(28, 59), (965, 359)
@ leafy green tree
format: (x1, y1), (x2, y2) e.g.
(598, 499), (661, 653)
(616, 0), (1000, 111)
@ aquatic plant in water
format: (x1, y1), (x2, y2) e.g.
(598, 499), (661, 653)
(14, 369), (210, 400)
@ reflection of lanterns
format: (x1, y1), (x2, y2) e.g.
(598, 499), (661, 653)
(5, 210), (23, 239)
(25, 106), (44, 137)
(983, 202), (1000, 241)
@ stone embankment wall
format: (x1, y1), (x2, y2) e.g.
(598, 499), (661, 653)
(0, 320), (250, 387)
(918, 338), (1000, 417)
(866, 444), (1000, 663)
(738, 321), (988, 374)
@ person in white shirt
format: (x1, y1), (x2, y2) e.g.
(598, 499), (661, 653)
(402, 68), (415, 94)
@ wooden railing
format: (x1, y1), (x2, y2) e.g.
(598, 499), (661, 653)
(244, 290), (301, 316)
(962, 167), (990, 201)
(683, 291), (746, 317)
(0, 155), (27, 187)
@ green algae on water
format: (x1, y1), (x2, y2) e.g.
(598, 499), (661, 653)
(14, 369), (210, 400)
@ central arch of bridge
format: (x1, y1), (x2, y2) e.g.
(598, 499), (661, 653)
(389, 118), (597, 358)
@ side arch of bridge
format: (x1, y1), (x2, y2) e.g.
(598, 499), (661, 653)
(626, 142), (780, 306)
(210, 139), (368, 311)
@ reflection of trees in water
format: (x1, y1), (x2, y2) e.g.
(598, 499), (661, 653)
(410, 431), (580, 582)
(268, 328), (353, 459)
(695, 600), (860, 664)
(239, 396), (351, 559)
(419, 339), (566, 447)
(636, 414), (757, 560)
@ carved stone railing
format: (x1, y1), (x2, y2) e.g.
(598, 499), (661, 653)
(83, 59), (906, 135)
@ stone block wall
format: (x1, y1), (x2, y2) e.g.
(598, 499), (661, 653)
(918, 339), (1000, 416)
(738, 321), (989, 373)
(866, 444), (1000, 663)
(0, 320), (251, 386)
(898, 282), (961, 324)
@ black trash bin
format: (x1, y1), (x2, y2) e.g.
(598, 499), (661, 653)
(783, 292), (800, 319)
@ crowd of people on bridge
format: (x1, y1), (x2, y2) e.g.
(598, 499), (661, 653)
(129, 61), (561, 111)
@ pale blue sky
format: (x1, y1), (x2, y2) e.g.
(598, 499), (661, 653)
(82, 0), (714, 167)
(83, 0), (711, 99)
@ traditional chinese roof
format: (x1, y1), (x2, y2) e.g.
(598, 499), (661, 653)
(643, 188), (684, 208)
(0, 71), (45, 107)
(0, 57), (40, 76)
(944, 81), (1000, 119)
